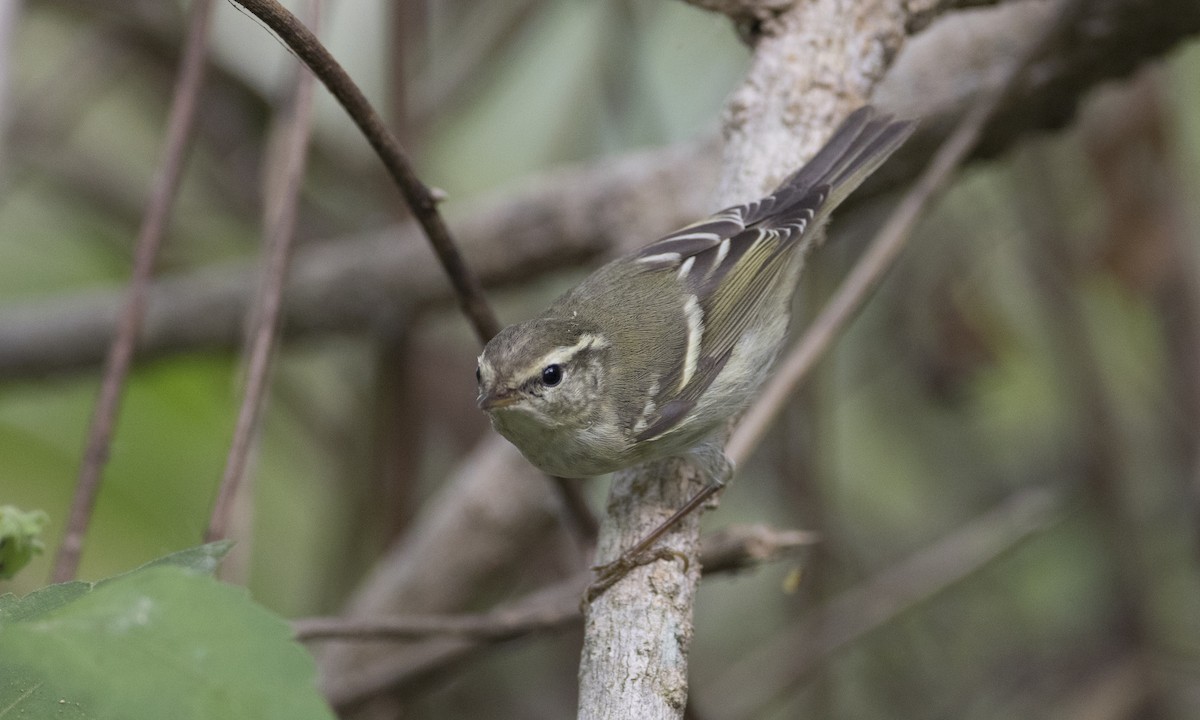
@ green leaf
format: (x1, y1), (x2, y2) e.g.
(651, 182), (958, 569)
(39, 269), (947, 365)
(0, 505), (49, 579)
(126, 540), (234, 576)
(0, 558), (333, 720)
(0, 581), (90, 623)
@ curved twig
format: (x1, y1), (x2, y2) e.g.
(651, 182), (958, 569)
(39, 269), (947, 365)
(228, 0), (500, 344)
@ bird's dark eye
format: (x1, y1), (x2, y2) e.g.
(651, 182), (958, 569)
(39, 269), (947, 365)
(541, 364), (563, 387)
(475, 366), (482, 384)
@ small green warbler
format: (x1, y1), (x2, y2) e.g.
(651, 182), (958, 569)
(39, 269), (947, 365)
(476, 107), (913, 592)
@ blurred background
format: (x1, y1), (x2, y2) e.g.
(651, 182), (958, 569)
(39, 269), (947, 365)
(2, 0), (1200, 718)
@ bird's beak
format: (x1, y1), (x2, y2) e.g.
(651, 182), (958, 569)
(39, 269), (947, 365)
(478, 388), (520, 411)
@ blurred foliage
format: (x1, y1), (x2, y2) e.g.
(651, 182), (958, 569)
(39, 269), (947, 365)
(0, 0), (1199, 718)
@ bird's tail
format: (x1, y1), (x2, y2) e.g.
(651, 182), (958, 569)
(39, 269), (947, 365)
(759, 106), (914, 229)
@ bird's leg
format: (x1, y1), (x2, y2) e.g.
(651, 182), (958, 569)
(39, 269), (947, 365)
(585, 447), (733, 603)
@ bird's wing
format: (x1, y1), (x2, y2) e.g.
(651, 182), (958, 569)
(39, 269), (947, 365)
(628, 196), (825, 442)
(630, 106), (914, 442)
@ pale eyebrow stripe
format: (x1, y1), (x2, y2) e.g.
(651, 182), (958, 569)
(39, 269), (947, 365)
(515, 333), (609, 381)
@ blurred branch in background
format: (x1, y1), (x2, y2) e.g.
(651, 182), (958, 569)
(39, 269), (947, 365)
(0, 0), (19, 166)
(50, 0), (216, 583)
(1079, 72), (1200, 563)
(1009, 70), (1188, 713)
(308, 522), (813, 709)
(206, 0), (321, 552)
(405, 0), (545, 135)
(0, 140), (715, 378)
(1, 0), (1198, 380)
(18, 0), (385, 237)
(706, 488), (1065, 719)
(315, 435), (568, 707)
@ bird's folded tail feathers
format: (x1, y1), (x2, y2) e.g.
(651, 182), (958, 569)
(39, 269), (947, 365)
(754, 106), (915, 231)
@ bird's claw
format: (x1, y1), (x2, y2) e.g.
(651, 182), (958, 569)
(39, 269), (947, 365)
(583, 547), (689, 605)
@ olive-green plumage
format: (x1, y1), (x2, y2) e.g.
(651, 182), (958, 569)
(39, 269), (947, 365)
(477, 106), (914, 478)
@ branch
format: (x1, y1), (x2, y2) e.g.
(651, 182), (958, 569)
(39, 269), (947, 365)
(206, 0), (320, 544)
(50, 0), (215, 583)
(875, 0), (1200, 164)
(323, 573), (585, 712)
(0, 141), (714, 379)
(726, 0), (1084, 466)
(312, 523), (811, 709)
(315, 436), (569, 699)
(228, 0), (500, 343)
(696, 523), (817, 575)
(296, 579), (583, 644)
(685, 0), (1002, 37)
(296, 524), (810, 692)
(705, 488), (1064, 718)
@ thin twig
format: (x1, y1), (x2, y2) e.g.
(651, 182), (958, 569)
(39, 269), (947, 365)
(314, 522), (810, 709)
(299, 523), (808, 644)
(50, 0), (215, 583)
(294, 594), (580, 642)
(407, 0), (543, 131)
(725, 0), (1089, 467)
(228, 0), (500, 344)
(695, 524), (817, 575)
(1012, 134), (1162, 714)
(324, 576), (586, 711)
(0, 0), (19, 147)
(205, 0), (321, 543)
(712, 489), (1065, 720)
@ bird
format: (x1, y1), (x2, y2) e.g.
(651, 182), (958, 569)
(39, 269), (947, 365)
(476, 106), (913, 595)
